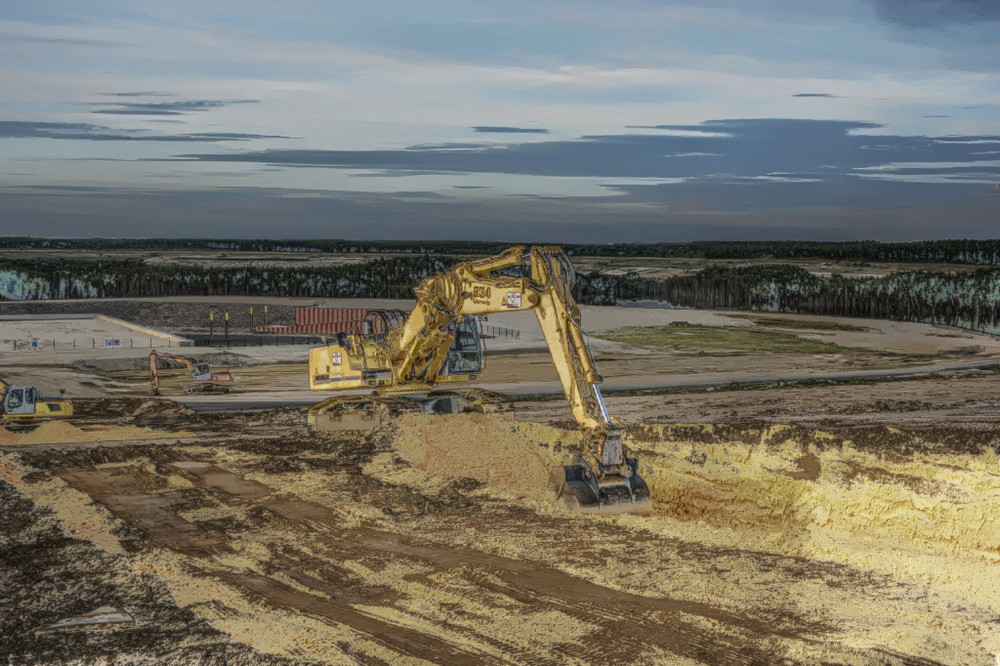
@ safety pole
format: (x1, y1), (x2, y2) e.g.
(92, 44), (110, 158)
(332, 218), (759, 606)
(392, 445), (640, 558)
(209, 312), (214, 345)
(225, 312), (229, 347)
(249, 306), (254, 333)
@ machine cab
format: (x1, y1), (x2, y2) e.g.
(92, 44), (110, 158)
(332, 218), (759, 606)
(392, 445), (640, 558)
(442, 316), (484, 378)
(192, 363), (212, 382)
(4, 386), (37, 415)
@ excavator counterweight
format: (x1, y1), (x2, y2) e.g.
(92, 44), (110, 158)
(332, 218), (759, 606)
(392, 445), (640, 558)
(307, 246), (651, 515)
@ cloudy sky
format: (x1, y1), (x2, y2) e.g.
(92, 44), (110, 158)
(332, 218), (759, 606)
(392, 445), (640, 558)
(1, 0), (998, 242)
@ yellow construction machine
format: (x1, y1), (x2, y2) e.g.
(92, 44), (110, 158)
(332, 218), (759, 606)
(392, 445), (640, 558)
(1, 378), (73, 430)
(307, 245), (651, 514)
(149, 350), (235, 395)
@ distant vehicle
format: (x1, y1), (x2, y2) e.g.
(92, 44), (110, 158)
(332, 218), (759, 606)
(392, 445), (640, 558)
(1, 378), (73, 430)
(148, 350), (235, 395)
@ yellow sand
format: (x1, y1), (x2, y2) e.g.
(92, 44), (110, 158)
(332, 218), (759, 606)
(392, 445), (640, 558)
(386, 412), (574, 499)
(8, 413), (1000, 663)
(367, 414), (1000, 662)
(0, 420), (194, 445)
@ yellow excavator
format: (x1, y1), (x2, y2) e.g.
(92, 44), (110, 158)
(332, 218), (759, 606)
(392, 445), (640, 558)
(307, 245), (651, 514)
(1, 378), (73, 430)
(149, 350), (235, 395)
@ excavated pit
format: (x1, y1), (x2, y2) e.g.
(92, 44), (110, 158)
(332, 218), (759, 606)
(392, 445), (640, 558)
(3, 406), (1000, 664)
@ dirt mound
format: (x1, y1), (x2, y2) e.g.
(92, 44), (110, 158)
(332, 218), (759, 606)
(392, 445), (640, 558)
(0, 419), (193, 446)
(73, 397), (191, 417)
(71, 351), (252, 374)
(379, 412), (578, 499)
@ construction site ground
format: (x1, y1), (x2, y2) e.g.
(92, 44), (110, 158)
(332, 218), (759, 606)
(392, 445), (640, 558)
(3, 301), (1000, 664)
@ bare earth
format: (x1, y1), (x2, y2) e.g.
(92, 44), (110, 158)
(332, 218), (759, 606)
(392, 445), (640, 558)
(3, 301), (1000, 665)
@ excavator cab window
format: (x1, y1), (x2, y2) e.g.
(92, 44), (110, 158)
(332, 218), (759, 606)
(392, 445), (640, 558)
(5, 386), (35, 415)
(192, 363), (212, 382)
(6, 388), (23, 409)
(443, 317), (483, 375)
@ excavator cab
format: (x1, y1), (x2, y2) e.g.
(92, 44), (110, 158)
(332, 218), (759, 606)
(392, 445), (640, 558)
(192, 363), (213, 382)
(4, 386), (36, 415)
(442, 316), (484, 377)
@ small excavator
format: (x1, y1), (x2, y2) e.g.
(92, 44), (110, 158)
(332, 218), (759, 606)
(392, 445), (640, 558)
(307, 245), (651, 514)
(148, 350), (235, 395)
(1, 378), (73, 430)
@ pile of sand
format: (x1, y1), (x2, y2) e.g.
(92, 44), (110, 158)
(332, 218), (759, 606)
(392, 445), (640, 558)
(0, 420), (193, 445)
(383, 413), (578, 499)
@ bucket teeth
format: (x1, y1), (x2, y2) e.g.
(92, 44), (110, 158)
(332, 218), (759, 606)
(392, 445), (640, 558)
(547, 458), (651, 515)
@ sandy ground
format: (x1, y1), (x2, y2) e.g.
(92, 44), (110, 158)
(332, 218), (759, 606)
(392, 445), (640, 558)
(3, 303), (998, 400)
(4, 302), (1000, 664)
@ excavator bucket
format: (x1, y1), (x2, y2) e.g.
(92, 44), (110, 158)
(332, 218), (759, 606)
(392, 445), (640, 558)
(547, 458), (652, 515)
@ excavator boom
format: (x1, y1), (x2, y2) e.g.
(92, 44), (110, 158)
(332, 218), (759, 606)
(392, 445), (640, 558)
(307, 245), (650, 514)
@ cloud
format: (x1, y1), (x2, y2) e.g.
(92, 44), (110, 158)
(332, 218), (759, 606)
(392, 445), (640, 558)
(99, 91), (175, 98)
(91, 99), (258, 116)
(3, 183), (997, 243)
(873, 0), (1000, 27)
(0, 31), (129, 48)
(792, 93), (842, 98)
(0, 121), (289, 142)
(169, 117), (1000, 217)
(473, 126), (550, 134)
(179, 118), (916, 181)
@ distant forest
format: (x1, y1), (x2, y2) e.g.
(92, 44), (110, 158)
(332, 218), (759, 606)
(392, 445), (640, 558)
(5, 236), (1000, 265)
(3, 239), (1000, 334)
(576, 266), (1000, 334)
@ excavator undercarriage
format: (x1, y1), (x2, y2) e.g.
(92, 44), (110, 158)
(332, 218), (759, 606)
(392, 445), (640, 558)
(307, 388), (514, 434)
(306, 245), (651, 515)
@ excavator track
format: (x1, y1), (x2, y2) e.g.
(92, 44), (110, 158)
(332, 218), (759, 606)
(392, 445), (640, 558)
(307, 388), (514, 435)
(184, 385), (234, 395)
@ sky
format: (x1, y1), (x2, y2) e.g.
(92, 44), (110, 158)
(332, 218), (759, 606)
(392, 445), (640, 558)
(0, 0), (998, 242)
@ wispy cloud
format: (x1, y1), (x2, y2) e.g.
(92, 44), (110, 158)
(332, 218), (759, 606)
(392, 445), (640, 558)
(873, 0), (1000, 27)
(176, 118), (1000, 188)
(91, 99), (258, 116)
(0, 121), (289, 142)
(98, 91), (176, 98)
(473, 126), (550, 134)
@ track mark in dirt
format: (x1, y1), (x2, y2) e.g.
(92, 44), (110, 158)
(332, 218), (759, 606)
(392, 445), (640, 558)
(53, 453), (840, 665)
(211, 570), (501, 666)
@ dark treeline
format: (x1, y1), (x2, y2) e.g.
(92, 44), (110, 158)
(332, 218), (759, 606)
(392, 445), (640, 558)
(0, 255), (450, 300)
(4, 237), (1000, 265)
(576, 266), (1000, 333)
(5, 254), (1000, 334)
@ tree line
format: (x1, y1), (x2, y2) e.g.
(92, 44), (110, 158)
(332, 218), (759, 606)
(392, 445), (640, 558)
(5, 255), (1000, 334)
(0, 256), (448, 300)
(575, 265), (1000, 334)
(4, 237), (1000, 265)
